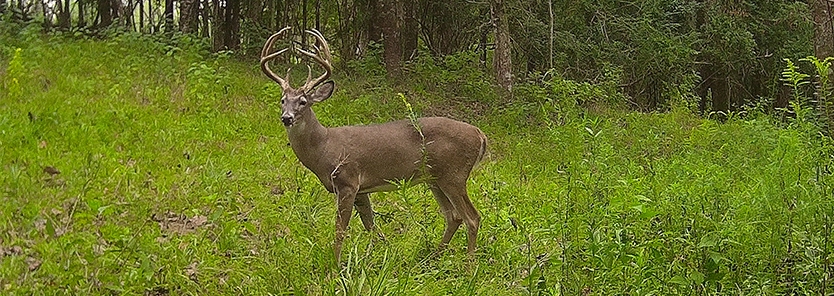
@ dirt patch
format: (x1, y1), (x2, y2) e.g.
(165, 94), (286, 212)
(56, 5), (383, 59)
(151, 212), (210, 236)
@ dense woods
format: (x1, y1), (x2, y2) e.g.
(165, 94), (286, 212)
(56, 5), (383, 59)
(0, 0), (824, 112)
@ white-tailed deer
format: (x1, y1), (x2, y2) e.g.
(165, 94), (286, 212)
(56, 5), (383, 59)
(261, 28), (487, 263)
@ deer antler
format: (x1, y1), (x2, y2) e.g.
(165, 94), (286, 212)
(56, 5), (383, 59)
(297, 29), (333, 92)
(260, 27), (292, 89)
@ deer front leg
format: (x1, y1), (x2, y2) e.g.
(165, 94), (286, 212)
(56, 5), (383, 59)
(334, 184), (358, 264)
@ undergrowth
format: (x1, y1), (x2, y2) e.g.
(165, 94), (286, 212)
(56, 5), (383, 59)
(1, 32), (833, 295)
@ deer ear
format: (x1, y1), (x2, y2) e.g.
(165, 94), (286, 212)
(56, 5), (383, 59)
(309, 81), (334, 102)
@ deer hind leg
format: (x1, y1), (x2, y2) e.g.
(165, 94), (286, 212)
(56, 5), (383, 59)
(435, 179), (480, 256)
(353, 193), (375, 231)
(430, 186), (462, 249)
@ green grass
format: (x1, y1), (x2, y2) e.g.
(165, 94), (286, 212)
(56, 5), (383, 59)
(1, 32), (833, 295)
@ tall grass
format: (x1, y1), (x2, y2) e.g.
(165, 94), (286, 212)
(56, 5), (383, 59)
(1, 31), (832, 295)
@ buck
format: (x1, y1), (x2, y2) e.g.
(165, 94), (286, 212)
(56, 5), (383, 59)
(260, 28), (487, 263)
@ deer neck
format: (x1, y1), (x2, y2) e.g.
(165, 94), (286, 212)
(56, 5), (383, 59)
(285, 109), (329, 167)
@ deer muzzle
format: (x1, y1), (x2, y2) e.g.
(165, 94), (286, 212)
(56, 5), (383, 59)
(281, 115), (294, 126)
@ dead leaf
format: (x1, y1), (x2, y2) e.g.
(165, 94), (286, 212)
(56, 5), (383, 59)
(153, 212), (210, 235)
(50, 208), (63, 216)
(190, 215), (207, 227)
(146, 286), (169, 296)
(185, 262), (199, 282)
(43, 166), (60, 176)
(38, 140), (47, 149)
(218, 272), (228, 285)
(0, 245), (23, 258)
(25, 256), (41, 271)
(270, 186), (284, 196)
(33, 218), (46, 232)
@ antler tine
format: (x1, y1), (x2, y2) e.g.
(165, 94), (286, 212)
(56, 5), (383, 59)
(260, 27), (292, 89)
(298, 29), (333, 91)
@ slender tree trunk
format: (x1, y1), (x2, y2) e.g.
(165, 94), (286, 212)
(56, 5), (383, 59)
(41, 0), (52, 31)
(401, 0), (417, 61)
(224, 0), (240, 49)
(201, 0), (210, 37)
(367, 0), (382, 43)
(0, 0), (6, 15)
(315, 0), (320, 31)
(380, 0), (401, 76)
(212, 0), (224, 50)
(77, 0), (86, 28)
(491, 0), (512, 92)
(302, 0), (308, 48)
(180, 0), (199, 33)
(57, 0), (71, 30)
(164, 0), (174, 32)
(138, 0), (143, 32)
(548, 0), (553, 69)
(125, 0), (134, 30)
(148, 0), (154, 33)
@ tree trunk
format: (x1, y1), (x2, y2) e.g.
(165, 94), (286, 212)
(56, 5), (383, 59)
(0, 0), (5, 15)
(180, 0), (199, 34)
(164, 0), (174, 32)
(97, 0), (112, 28)
(41, 0), (52, 31)
(302, 0), (308, 48)
(201, 0), (210, 37)
(212, 0), (225, 50)
(367, 0), (382, 43)
(57, 0), (71, 30)
(315, 0), (321, 31)
(491, 0), (512, 92)
(814, 0), (834, 59)
(401, 0), (417, 61)
(138, 0), (143, 32)
(78, 0), (86, 28)
(379, 0), (401, 77)
(224, 0), (240, 50)
(148, 1), (151, 34)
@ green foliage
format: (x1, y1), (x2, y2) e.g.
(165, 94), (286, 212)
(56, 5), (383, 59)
(512, 0), (812, 110)
(2, 33), (834, 295)
(3, 47), (23, 99)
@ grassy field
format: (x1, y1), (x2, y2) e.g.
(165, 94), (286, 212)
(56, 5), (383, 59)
(1, 32), (833, 295)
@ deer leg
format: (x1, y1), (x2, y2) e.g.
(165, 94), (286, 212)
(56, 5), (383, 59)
(436, 180), (481, 257)
(430, 186), (462, 249)
(334, 185), (358, 264)
(353, 193), (375, 231)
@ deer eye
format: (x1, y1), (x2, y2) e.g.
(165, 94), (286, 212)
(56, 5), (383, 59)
(300, 100), (307, 106)
(281, 99), (285, 104)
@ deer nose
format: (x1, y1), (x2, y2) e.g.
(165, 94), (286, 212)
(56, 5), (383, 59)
(281, 115), (294, 126)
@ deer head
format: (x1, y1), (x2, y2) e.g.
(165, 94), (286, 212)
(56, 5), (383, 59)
(260, 27), (334, 127)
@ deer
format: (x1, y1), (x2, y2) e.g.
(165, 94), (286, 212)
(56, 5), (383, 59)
(260, 28), (488, 263)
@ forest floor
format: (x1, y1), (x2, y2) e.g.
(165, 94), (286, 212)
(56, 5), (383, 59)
(1, 33), (833, 295)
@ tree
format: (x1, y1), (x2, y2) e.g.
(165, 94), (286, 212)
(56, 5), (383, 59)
(57, 0), (70, 30)
(813, 0), (834, 59)
(379, 0), (401, 76)
(97, 0), (112, 28)
(401, 0), (417, 61)
(491, 0), (512, 92)
(164, 0), (174, 32)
